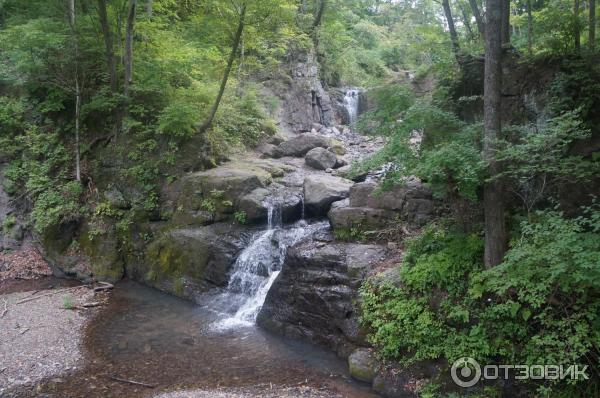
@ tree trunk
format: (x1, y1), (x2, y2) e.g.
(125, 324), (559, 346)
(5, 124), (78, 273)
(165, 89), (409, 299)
(442, 0), (461, 62)
(575, 0), (581, 50)
(469, 0), (485, 38)
(313, 0), (326, 29)
(484, 0), (507, 268)
(146, 0), (153, 17)
(197, 3), (246, 133)
(590, 0), (596, 49)
(527, 0), (533, 54)
(68, 0), (81, 182)
(501, 0), (511, 46)
(461, 4), (475, 40)
(124, 0), (137, 97)
(97, 0), (117, 92)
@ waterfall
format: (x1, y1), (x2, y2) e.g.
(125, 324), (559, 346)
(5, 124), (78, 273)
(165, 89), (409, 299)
(210, 199), (326, 330)
(343, 89), (360, 125)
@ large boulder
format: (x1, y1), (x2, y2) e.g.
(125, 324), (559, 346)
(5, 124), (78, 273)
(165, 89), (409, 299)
(173, 160), (286, 226)
(303, 175), (354, 216)
(348, 349), (379, 383)
(328, 205), (395, 231)
(257, 241), (387, 357)
(305, 147), (338, 170)
(273, 134), (331, 158)
(237, 187), (303, 224)
(332, 179), (435, 228)
(127, 223), (254, 300)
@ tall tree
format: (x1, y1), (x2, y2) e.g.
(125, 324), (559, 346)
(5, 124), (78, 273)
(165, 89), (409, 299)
(198, 2), (247, 132)
(442, 0), (461, 61)
(68, 0), (82, 182)
(97, 0), (117, 92)
(484, 0), (508, 267)
(124, 0), (137, 96)
(527, 0), (533, 54)
(469, 0), (485, 37)
(591, 0), (596, 49)
(574, 0), (581, 50)
(460, 3), (475, 40)
(501, 0), (511, 46)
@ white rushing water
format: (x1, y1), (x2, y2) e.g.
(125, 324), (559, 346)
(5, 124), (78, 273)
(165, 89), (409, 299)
(210, 199), (327, 330)
(343, 89), (360, 125)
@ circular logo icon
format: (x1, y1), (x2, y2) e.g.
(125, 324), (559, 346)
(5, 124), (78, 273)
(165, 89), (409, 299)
(451, 357), (482, 388)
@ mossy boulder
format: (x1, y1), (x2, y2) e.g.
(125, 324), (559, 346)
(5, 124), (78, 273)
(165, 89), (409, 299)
(128, 222), (254, 299)
(348, 349), (379, 383)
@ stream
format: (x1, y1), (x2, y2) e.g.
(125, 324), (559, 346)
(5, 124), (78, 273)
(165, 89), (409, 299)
(9, 279), (376, 397)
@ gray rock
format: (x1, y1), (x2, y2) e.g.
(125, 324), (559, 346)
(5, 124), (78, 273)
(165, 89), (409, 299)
(103, 187), (129, 209)
(305, 147), (337, 170)
(274, 134), (331, 158)
(328, 206), (394, 230)
(303, 175), (353, 216)
(127, 223), (254, 299)
(267, 133), (286, 145)
(256, 143), (278, 158)
(238, 188), (271, 222)
(348, 349), (379, 383)
(257, 241), (387, 357)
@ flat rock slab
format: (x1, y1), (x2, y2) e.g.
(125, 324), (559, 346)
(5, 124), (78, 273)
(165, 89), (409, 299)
(0, 286), (94, 393)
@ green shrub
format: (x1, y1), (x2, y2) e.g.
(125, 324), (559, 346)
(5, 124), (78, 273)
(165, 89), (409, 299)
(361, 209), (600, 395)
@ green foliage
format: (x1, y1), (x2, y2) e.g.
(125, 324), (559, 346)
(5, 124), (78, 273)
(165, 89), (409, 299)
(362, 209), (600, 394)
(333, 225), (367, 242)
(62, 295), (74, 309)
(233, 211), (247, 225)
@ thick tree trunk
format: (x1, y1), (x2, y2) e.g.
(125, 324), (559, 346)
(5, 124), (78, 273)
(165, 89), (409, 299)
(442, 0), (461, 61)
(197, 3), (246, 133)
(575, 0), (581, 50)
(484, 0), (507, 268)
(501, 0), (511, 46)
(97, 0), (117, 92)
(527, 0), (533, 54)
(591, 0), (596, 49)
(124, 0), (137, 96)
(469, 0), (485, 38)
(68, 0), (81, 182)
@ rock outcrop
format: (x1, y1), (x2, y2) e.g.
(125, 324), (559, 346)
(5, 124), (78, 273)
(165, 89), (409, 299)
(273, 134), (331, 158)
(305, 147), (338, 170)
(328, 179), (435, 231)
(303, 175), (354, 217)
(126, 222), (254, 300)
(257, 240), (387, 357)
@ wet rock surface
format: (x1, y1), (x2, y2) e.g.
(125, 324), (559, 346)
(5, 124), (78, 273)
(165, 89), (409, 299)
(257, 241), (387, 357)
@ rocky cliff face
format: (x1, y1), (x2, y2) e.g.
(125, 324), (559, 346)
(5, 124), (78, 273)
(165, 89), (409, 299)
(257, 239), (388, 357)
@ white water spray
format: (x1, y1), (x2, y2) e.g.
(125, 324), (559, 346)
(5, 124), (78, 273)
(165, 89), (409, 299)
(343, 89), (360, 125)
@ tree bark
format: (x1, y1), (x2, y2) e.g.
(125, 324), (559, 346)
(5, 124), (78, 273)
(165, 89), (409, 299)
(575, 0), (581, 50)
(469, 0), (485, 38)
(501, 0), (511, 46)
(68, 0), (81, 182)
(124, 0), (137, 97)
(590, 0), (596, 49)
(197, 3), (246, 133)
(527, 0), (533, 54)
(146, 0), (153, 17)
(442, 0), (461, 62)
(484, 0), (507, 268)
(97, 0), (117, 92)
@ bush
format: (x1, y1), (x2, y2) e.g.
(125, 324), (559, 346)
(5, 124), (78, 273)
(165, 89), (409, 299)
(361, 209), (600, 395)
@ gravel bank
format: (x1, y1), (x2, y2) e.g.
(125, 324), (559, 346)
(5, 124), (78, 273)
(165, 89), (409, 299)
(154, 385), (362, 398)
(0, 286), (95, 394)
